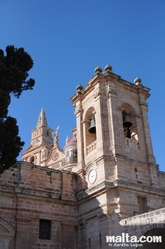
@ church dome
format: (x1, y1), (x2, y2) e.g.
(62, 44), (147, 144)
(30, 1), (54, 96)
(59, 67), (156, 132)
(66, 137), (77, 145)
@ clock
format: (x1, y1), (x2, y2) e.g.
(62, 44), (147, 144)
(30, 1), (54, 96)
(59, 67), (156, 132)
(88, 169), (97, 184)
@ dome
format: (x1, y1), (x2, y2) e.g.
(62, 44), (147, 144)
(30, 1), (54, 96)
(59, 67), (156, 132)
(65, 137), (77, 147)
(67, 137), (77, 145)
(64, 136), (77, 152)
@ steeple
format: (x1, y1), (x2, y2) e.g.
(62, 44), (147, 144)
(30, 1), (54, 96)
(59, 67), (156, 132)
(30, 108), (53, 146)
(22, 108), (54, 165)
(36, 108), (48, 127)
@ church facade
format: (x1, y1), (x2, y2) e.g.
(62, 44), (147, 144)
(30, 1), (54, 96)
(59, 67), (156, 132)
(0, 65), (165, 249)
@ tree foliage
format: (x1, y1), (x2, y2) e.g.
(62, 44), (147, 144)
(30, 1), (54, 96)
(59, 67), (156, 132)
(0, 45), (35, 174)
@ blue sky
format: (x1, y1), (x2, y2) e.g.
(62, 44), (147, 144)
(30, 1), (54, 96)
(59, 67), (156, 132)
(0, 0), (165, 171)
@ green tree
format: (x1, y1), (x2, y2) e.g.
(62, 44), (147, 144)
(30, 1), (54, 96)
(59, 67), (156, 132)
(0, 45), (35, 174)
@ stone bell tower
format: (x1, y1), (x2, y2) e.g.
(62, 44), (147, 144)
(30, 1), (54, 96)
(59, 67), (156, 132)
(71, 65), (160, 216)
(22, 108), (53, 166)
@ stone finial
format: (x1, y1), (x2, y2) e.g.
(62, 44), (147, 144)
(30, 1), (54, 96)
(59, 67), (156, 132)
(94, 67), (102, 74)
(104, 65), (112, 72)
(134, 77), (142, 86)
(54, 126), (59, 144)
(76, 84), (83, 94)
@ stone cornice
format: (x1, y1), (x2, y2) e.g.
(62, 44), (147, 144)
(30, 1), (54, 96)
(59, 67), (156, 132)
(76, 179), (165, 203)
(77, 154), (159, 176)
(112, 153), (158, 168)
(15, 161), (77, 176)
(76, 181), (107, 202)
(0, 184), (77, 203)
(157, 170), (165, 176)
(70, 71), (150, 105)
(106, 179), (165, 196)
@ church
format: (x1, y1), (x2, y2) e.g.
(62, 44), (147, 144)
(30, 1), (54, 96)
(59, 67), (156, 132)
(0, 65), (165, 249)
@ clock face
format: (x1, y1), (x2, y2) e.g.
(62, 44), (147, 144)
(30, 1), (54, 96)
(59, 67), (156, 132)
(88, 169), (97, 184)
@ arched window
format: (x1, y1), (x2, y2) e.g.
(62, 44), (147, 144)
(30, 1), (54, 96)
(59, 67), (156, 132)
(30, 156), (34, 164)
(85, 107), (97, 155)
(122, 103), (139, 149)
(72, 149), (77, 163)
(65, 149), (77, 164)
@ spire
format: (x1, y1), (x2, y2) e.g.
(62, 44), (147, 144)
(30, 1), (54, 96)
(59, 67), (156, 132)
(37, 108), (48, 127)
(28, 108), (53, 146)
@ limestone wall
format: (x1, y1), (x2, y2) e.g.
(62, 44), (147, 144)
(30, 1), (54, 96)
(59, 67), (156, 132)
(0, 162), (78, 249)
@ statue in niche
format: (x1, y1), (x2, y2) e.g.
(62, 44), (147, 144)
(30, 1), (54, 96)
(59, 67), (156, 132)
(41, 146), (48, 160)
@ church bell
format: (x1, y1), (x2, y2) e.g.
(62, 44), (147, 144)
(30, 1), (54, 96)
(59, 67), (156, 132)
(123, 113), (132, 138)
(123, 113), (132, 128)
(88, 116), (96, 133)
(124, 127), (131, 138)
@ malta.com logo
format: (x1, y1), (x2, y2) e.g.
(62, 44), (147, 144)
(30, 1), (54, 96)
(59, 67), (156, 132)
(106, 233), (162, 247)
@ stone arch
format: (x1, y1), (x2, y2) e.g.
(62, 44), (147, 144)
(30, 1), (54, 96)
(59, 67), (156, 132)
(118, 99), (137, 112)
(30, 156), (34, 164)
(121, 102), (135, 115)
(121, 103), (139, 149)
(138, 223), (165, 238)
(136, 224), (165, 249)
(84, 106), (96, 124)
(0, 218), (14, 249)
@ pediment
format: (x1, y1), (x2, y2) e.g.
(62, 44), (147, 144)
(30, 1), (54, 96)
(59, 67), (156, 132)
(46, 146), (64, 167)
(22, 144), (33, 154)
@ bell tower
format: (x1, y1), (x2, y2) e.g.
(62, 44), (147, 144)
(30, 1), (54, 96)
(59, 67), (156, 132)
(71, 65), (157, 189)
(22, 108), (53, 165)
(30, 108), (53, 146)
